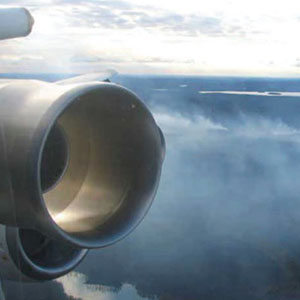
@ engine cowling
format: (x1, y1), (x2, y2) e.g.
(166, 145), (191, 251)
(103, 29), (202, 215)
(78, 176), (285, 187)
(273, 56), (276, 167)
(0, 225), (87, 281)
(0, 7), (34, 40)
(0, 80), (165, 253)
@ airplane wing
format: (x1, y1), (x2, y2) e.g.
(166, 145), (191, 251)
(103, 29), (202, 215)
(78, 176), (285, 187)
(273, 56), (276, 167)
(0, 71), (118, 87)
(55, 71), (118, 85)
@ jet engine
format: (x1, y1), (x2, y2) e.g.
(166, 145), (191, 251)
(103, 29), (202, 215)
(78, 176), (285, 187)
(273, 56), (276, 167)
(0, 80), (165, 281)
(0, 225), (87, 281)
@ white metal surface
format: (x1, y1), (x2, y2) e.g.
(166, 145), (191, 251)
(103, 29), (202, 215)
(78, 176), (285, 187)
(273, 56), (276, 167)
(56, 71), (118, 85)
(0, 7), (34, 40)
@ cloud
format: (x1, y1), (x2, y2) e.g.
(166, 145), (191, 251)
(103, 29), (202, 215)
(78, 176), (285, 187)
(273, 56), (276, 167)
(34, 1), (235, 37)
(70, 55), (104, 63)
(1, 0), (300, 75)
(0, 0), (272, 74)
(70, 54), (191, 64)
(7, 0), (224, 37)
(56, 272), (153, 300)
(70, 76), (300, 300)
(153, 112), (228, 146)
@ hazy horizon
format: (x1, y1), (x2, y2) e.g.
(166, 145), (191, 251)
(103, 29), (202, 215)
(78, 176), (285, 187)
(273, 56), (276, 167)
(1, 0), (300, 76)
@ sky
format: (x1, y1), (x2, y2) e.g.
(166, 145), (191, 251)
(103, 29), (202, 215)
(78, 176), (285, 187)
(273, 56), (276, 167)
(1, 0), (300, 76)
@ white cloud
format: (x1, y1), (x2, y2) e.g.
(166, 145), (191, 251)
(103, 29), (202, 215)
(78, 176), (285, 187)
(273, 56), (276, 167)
(153, 109), (300, 150)
(56, 272), (153, 300)
(1, 0), (300, 75)
(154, 112), (227, 146)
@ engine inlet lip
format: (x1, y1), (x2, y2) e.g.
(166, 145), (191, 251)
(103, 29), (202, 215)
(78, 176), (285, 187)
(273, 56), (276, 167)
(30, 82), (164, 249)
(5, 226), (88, 281)
(32, 82), (147, 249)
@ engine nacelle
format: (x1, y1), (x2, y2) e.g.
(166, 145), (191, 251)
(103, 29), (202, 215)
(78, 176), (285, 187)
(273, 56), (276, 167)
(0, 80), (165, 250)
(0, 225), (87, 281)
(0, 8), (34, 40)
(0, 6), (165, 283)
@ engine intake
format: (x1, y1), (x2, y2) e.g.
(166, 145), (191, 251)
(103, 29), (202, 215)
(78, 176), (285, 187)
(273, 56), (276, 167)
(0, 81), (165, 249)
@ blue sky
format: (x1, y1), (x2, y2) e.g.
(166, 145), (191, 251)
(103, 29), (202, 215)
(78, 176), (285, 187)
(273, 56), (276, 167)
(1, 0), (300, 76)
